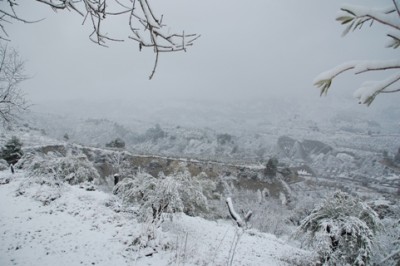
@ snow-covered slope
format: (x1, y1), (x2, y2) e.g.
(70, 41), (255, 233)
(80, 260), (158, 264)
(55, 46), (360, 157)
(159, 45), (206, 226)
(0, 170), (312, 266)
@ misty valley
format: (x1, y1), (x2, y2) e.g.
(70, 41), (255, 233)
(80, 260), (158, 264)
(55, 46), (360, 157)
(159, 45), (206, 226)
(1, 97), (399, 265)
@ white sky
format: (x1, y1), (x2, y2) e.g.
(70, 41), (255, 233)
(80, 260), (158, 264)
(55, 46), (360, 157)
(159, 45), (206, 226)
(5, 0), (399, 108)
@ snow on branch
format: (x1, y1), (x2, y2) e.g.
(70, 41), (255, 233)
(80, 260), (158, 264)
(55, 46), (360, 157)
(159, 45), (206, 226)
(354, 72), (400, 105)
(128, 0), (200, 79)
(0, 0), (200, 79)
(387, 31), (400, 48)
(314, 61), (358, 96)
(353, 59), (400, 74)
(314, 60), (400, 105)
(226, 197), (244, 227)
(337, 4), (400, 34)
(226, 197), (252, 228)
(315, 1), (400, 105)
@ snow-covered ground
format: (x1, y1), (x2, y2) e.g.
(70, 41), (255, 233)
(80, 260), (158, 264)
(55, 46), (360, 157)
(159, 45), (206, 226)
(0, 170), (311, 266)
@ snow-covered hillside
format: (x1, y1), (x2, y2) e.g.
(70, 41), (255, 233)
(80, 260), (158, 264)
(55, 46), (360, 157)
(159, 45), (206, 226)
(1, 96), (399, 265)
(1, 122), (399, 265)
(0, 170), (312, 266)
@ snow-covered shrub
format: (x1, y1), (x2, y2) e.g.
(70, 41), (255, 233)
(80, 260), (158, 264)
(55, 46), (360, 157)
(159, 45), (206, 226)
(29, 154), (100, 185)
(286, 192), (319, 228)
(113, 166), (209, 254)
(0, 158), (8, 170)
(295, 191), (381, 265)
(113, 165), (209, 222)
(374, 218), (400, 266)
(195, 171), (219, 201)
(31, 182), (62, 205)
(112, 172), (157, 203)
(14, 151), (38, 170)
(370, 200), (400, 265)
(79, 181), (96, 191)
(0, 136), (23, 165)
(250, 197), (292, 236)
(0, 175), (10, 185)
(16, 174), (63, 205)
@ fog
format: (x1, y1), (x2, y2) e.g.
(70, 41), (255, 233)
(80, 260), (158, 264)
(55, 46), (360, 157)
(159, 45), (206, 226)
(6, 0), (400, 123)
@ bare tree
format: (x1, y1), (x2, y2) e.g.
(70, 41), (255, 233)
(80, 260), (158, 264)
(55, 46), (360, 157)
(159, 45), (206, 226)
(0, 0), (199, 79)
(0, 42), (28, 125)
(314, 1), (400, 106)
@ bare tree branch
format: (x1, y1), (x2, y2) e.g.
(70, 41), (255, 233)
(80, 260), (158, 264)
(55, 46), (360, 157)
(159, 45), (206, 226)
(387, 33), (400, 48)
(380, 88), (400, 93)
(358, 73), (400, 106)
(393, 0), (400, 17)
(354, 60), (400, 74)
(0, 0), (199, 79)
(316, 2), (400, 105)
(0, 42), (29, 126)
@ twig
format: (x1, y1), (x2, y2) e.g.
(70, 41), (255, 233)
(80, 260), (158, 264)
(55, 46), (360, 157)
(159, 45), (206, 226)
(210, 228), (230, 265)
(393, 0), (400, 17)
(1, 0), (199, 78)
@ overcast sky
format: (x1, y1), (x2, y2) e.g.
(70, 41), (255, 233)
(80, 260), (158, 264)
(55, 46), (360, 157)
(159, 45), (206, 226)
(6, 0), (399, 109)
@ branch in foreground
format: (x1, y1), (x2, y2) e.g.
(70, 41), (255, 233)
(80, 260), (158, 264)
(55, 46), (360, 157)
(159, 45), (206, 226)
(338, 4), (400, 35)
(314, 59), (400, 105)
(0, 0), (200, 79)
(387, 32), (400, 48)
(226, 197), (252, 228)
(354, 72), (400, 105)
(0, 43), (29, 125)
(226, 197), (244, 227)
(318, 2), (400, 106)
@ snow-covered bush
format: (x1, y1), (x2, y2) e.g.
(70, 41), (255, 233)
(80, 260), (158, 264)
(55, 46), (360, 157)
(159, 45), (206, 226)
(287, 194), (317, 227)
(375, 218), (400, 266)
(113, 165), (209, 222)
(16, 173), (64, 205)
(112, 172), (157, 204)
(369, 200), (400, 265)
(295, 191), (381, 265)
(14, 152), (99, 204)
(113, 165), (210, 254)
(0, 136), (23, 165)
(0, 158), (8, 170)
(245, 198), (292, 236)
(28, 154), (100, 185)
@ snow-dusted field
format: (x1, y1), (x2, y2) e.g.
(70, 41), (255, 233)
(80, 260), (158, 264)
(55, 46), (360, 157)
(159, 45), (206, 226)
(0, 170), (311, 266)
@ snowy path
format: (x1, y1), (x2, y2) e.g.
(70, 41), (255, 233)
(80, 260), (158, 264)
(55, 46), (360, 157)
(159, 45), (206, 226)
(0, 171), (310, 266)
